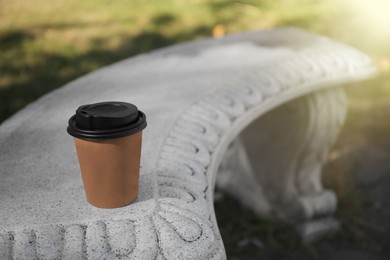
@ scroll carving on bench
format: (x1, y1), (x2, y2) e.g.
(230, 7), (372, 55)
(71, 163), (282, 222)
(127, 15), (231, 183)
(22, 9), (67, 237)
(217, 88), (347, 232)
(0, 28), (376, 259)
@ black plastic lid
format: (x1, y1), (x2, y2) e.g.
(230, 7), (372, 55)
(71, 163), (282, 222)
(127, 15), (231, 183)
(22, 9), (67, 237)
(67, 101), (147, 140)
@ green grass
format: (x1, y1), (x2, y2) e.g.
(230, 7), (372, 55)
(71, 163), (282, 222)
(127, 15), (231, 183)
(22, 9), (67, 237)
(1, 0), (390, 258)
(1, 0), (389, 122)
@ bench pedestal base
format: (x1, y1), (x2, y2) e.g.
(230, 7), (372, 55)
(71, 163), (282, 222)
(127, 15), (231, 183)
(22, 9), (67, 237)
(217, 87), (347, 241)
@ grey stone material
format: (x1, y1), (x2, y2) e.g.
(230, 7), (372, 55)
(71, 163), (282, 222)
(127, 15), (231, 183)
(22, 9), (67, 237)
(297, 218), (340, 244)
(0, 28), (376, 259)
(218, 88), (346, 222)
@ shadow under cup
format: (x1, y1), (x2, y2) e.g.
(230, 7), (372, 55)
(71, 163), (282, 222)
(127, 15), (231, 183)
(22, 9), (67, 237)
(67, 102), (147, 208)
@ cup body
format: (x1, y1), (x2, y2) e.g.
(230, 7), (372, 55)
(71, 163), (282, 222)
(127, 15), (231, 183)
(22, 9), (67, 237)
(74, 131), (142, 208)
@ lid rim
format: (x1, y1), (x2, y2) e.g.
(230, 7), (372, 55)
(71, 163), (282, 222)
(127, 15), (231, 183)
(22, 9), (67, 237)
(68, 111), (147, 140)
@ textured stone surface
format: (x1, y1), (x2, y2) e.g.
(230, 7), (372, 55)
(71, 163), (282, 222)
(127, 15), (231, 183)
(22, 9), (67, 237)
(0, 28), (376, 259)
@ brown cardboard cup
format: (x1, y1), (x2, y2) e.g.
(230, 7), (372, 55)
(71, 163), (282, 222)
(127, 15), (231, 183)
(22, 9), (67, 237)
(74, 131), (142, 208)
(67, 102), (147, 208)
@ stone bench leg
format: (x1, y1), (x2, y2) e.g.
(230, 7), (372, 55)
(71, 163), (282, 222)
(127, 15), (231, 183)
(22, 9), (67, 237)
(217, 87), (347, 241)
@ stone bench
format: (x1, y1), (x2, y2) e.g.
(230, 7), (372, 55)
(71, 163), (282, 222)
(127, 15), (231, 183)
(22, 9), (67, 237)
(0, 28), (376, 259)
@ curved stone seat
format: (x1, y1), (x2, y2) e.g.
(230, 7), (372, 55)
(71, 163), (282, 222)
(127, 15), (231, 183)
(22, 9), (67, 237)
(0, 28), (376, 259)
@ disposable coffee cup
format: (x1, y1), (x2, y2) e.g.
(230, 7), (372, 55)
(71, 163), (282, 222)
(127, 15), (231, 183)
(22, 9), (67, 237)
(67, 101), (147, 208)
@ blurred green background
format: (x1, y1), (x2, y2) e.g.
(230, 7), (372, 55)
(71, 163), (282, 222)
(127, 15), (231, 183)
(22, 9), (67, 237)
(1, 0), (389, 259)
(1, 0), (389, 123)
